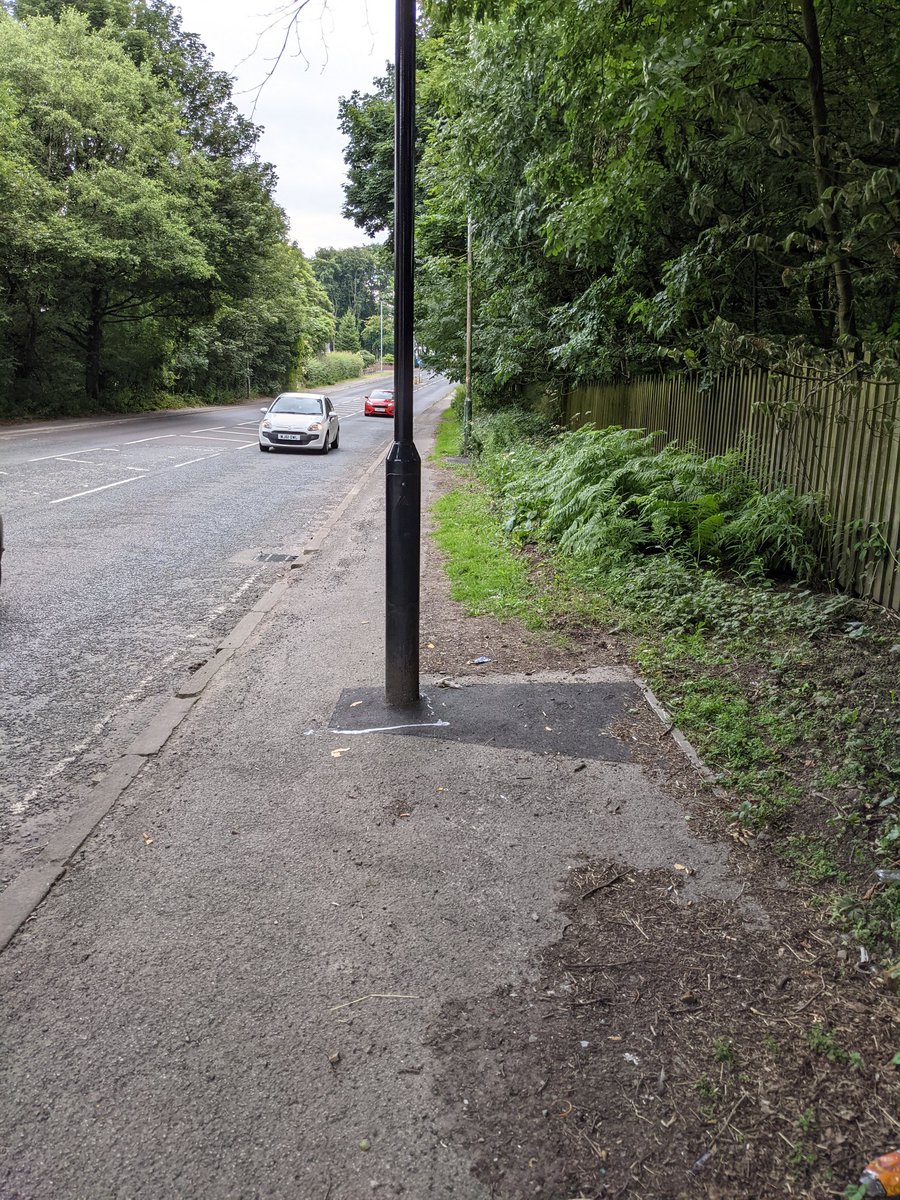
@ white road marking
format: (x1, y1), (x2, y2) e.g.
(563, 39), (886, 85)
(123, 434), (176, 444)
(50, 477), (140, 504)
(121, 465), (150, 472)
(56, 456), (100, 464)
(174, 454), (223, 468)
(210, 566), (269, 615)
(14, 649), (182, 813)
(190, 426), (228, 432)
(27, 446), (107, 463)
(238, 442), (257, 449)
(182, 434), (251, 443)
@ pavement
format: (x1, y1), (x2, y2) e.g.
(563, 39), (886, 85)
(0, 395), (763, 1199)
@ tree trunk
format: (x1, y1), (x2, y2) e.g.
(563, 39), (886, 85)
(85, 285), (105, 400)
(14, 304), (39, 382)
(799, 0), (857, 343)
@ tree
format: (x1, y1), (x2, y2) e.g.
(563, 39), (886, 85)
(310, 246), (386, 323)
(0, 9), (214, 402)
(0, 0), (334, 414)
(361, 312), (393, 358)
(339, 0), (898, 403)
(334, 310), (362, 353)
(338, 66), (395, 238)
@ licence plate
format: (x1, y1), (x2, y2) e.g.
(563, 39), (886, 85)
(280, 433), (305, 441)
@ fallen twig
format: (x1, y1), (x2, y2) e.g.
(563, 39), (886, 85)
(580, 871), (628, 901)
(329, 992), (421, 1012)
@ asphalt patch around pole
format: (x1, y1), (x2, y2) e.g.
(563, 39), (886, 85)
(327, 681), (638, 761)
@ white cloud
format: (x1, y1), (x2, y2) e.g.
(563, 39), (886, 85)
(175, 0), (394, 256)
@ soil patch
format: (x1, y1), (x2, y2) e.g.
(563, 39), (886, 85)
(428, 864), (897, 1200)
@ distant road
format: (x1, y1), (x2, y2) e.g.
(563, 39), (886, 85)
(0, 375), (451, 886)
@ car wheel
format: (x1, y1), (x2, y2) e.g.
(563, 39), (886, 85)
(331, 428), (340, 450)
(321, 433), (331, 455)
(259, 443), (270, 452)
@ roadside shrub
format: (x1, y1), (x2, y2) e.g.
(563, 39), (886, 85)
(300, 352), (364, 387)
(484, 424), (826, 581)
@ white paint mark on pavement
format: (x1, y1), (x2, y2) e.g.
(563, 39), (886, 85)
(27, 446), (107, 463)
(174, 454), (223, 468)
(123, 435), (176, 445)
(182, 434), (253, 443)
(210, 567), (269, 615)
(50, 477), (140, 504)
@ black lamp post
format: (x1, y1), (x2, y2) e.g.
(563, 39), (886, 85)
(384, 0), (420, 706)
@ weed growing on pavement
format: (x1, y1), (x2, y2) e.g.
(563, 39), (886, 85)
(713, 1038), (734, 1065)
(431, 406), (900, 954)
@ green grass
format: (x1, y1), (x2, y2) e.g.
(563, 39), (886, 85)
(432, 408), (462, 460)
(780, 835), (848, 884)
(432, 488), (544, 626)
(429, 409), (900, 954)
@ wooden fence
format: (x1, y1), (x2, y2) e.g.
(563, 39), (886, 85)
(566, 368), (900, 611)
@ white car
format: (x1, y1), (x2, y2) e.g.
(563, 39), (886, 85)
(258, 392), (340, 453)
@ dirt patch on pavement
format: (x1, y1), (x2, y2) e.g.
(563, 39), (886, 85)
(427, 864), (897, 1200)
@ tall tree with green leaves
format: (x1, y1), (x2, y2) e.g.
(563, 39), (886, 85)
(334, 310), (362, 353)
(340, 0), (898, 402)
(310, 246), (387, 323)
(0, 0), (336, 414)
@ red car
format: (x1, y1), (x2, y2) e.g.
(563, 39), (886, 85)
(364, 387), (395, 417)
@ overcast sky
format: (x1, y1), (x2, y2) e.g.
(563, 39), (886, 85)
(175, 0), (394, 256)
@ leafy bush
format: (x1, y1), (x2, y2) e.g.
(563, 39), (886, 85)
(484, 424), (825, 581)
(300, 352), (364, 387)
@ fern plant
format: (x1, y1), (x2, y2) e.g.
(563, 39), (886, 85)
(476, 418), (826, 581)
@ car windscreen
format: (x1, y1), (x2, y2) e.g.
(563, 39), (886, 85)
(270, 396), (323, 415)
(371, 391), (393, 400)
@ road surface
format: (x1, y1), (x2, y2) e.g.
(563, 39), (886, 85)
(0, 375), (450, 887)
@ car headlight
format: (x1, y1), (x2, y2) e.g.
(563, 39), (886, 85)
(308, 421), (322, 432)
(261, 419), (272, 430)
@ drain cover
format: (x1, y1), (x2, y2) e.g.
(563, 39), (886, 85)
(257, 553), (298, 563)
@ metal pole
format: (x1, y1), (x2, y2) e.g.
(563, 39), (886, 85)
(385, 0), (420, 706)
(462, 214), (473, 455)
(380, 297), (384, 372)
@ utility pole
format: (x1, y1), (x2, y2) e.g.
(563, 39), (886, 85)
(384, 0), (420, 706)
(462, 214), (473, 455)
(380, 297), (384, 373)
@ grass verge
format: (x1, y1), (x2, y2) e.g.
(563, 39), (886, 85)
(432, 487), (544, 626)
(431, 408), (900, 956)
